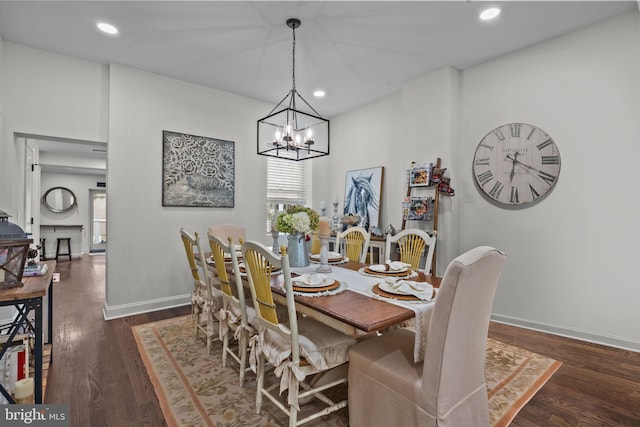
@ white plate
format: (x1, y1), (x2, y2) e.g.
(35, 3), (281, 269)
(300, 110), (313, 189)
(223, 251), (243, 260)
(368, 264), (408, 274)
(293, 274), (335, 288)
(238, 262), (280, 274)
(378, 281), (412, 295)
(309, 251), (343, 260)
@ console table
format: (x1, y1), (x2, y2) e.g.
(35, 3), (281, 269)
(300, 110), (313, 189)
(40, 225), (83, 260)
(40, 224), (83, 232)
(0, 260), (55, 403)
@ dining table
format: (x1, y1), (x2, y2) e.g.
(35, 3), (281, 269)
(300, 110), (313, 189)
(206, 254), (442, 363)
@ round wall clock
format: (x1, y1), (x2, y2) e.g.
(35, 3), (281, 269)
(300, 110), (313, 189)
(472, 123), (561, 206)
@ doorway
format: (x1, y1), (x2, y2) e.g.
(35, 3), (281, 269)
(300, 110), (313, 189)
(90, 189), (106, 253)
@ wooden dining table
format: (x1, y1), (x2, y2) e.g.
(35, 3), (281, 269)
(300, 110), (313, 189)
(208, 257), (442, 339)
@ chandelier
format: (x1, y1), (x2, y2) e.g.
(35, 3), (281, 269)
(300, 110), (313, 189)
(257, 18), (330, 161)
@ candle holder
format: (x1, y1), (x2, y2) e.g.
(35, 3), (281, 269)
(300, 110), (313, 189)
(332, 201), (340, 233)
(315, 234), (332, 273)
(271, 228), (280, 253)
(321, 207), (327, 217)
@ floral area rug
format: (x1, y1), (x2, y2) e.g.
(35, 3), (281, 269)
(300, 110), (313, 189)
(132, 315), (561, 427)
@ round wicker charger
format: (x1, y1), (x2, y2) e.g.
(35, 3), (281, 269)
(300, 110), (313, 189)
(239, 265), (280, 274)
(309, 255), (344, 263)
(372, 283), (435, 301)
(364, 267), (413, 277)
(293, 280), (341, 293)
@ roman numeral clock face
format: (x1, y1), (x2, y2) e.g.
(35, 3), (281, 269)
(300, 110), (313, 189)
(473, 123), (561, 206)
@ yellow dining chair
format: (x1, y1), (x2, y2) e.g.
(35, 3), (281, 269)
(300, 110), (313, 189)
(207, 233), (257, 385)
(334, 226), (371, 263)
(310, 231), (321, 255)
(241, 240), (356, 427)
(208, 223), (246, 245)
(179, 228), (222, 354)
(385, 228), (436, 273)
(348, 246), (507, 427)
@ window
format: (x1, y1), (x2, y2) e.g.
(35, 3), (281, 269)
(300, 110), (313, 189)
(266, 157), (307, 231)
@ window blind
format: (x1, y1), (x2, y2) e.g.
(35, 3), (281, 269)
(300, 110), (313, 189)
(267, 157), (306, 203)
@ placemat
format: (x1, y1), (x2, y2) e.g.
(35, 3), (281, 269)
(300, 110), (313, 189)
(293, 280), (341, 293)
(239, 265), (280, 274)
(364, 267), (414, 277)
(309, 255), (345, 263)
(371, 283), (435, 301)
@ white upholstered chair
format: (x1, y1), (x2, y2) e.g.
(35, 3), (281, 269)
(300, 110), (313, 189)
(207, 233), (257, 385)
(385, 228), (437, 273)
(348, 246), (506, 427)
(241, 241), (356, 427)
(179, 228), (222, 354)
(208, 223), (246, 245)
(334, 226), (371, 263)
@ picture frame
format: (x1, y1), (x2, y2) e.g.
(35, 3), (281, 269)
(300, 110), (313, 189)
(409, 167), (431, 187)
(162, 130), (235, 207)
(343, 166), (384, 231)
(405, 198), (434, 221)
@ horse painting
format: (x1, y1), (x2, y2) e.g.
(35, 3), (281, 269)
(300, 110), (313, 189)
(343, 167), (383, 231)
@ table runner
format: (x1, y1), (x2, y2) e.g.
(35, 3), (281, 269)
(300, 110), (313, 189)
(291, 264), (433, 362)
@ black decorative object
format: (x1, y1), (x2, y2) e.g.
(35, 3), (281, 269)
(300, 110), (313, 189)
(0, 210), (32, 289)
(257, 18), (330, 161)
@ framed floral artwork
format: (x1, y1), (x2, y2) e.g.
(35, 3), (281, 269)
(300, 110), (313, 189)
(162, 131), (235, 207)
(409, 167), (431, 187)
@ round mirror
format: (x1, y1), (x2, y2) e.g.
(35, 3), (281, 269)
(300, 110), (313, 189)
(41, 187), (77, 213)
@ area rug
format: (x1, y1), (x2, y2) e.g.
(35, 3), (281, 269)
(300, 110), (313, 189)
(132, 315), (561, 427)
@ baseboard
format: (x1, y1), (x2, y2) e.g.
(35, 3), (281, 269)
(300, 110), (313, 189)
(103, 294), (191, 320)
(491, 313), (640, 353)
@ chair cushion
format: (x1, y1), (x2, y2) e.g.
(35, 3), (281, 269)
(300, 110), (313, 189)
(262, 317), (357, 371)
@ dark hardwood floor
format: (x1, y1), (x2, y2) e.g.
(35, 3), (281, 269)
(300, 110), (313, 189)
(45, 255), (640, 426)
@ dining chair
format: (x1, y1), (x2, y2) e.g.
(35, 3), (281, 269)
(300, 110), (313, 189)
(208, 223), (246, 245)
(310, 231), (321, 255)
(179, 228), (222, 354)
(241, 240), (357, 427)
(207, 233), (257, 385)
(334, 226), (371, 263)
(385, 228), (436, 273)
(348, 246), (506, 427)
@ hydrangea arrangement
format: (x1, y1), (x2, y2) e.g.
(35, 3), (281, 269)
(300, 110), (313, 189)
(275, 205), (320, 234)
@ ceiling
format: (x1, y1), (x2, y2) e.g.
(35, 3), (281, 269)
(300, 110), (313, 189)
(1, 1), (637, 166)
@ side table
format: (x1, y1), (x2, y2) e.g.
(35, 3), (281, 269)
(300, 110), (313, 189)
(0, 260), (55, 403)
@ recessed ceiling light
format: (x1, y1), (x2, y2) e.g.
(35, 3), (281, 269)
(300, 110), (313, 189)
(479, 7), (501, 21)
(97, 22), (118, 35)
(313, 90), (326, 98)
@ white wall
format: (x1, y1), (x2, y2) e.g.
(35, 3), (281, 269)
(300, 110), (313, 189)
(0, 41), (108, 224)
(326, 11), (639, 350)
(322, 66), (461, 276)
(104, 64), (273, 317)
(458, 11), (640, 349)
